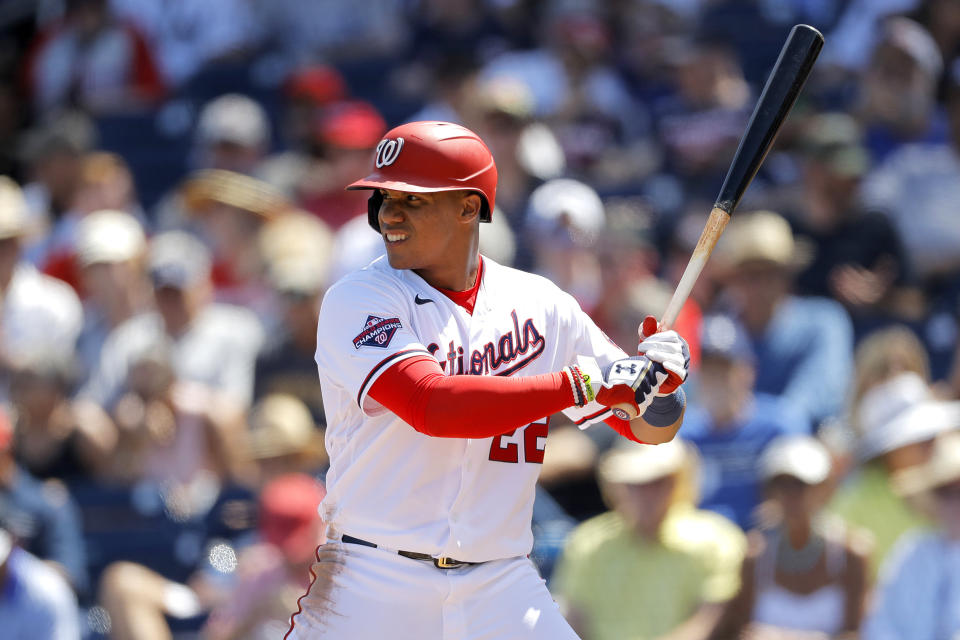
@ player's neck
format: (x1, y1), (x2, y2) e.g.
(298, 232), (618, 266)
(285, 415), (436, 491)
(414, 252), (481, 292)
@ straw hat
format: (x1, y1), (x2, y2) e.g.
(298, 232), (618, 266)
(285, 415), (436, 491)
(894, 432), (960, 497)
(181, 169), (291, 219)
(719, 210), (808, 270)
(247, 394), (325, 462)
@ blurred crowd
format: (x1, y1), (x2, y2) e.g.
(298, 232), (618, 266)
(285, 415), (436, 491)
(2, 0), (960, 638)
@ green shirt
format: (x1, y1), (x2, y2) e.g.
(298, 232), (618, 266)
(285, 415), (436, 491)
(552, 505), (746, 640)
(828, 462), (930, 580)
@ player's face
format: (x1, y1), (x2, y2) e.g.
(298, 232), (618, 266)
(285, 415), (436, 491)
(377, 188), (478, 282)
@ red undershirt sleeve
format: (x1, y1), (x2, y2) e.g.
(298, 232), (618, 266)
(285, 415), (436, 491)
(368, 355), (576, 438)
(603, 416), (646, 444)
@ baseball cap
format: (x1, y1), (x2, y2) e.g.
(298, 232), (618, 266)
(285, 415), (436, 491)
(247, 394), (322, 460)
(759, 435), (832, 485)
(856, 372), (960, 461)
(699, 314), (755, 363)
(148, 231), (211, 290)
(75, 210), (146, 267)
(802, 112), (870, 177)
(315, 101), (387, 150)
(258, 473), (326, 563)
(526, 178), (606, 247)
(284, 64), (346, 105)
(598, 439), (688, 485)
(0, 406), (11, 452)
(0, 177), (28, 240)
(197, 94), (270, 149)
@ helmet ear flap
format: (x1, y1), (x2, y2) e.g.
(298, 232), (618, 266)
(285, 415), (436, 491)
(367, 191), (384, 232)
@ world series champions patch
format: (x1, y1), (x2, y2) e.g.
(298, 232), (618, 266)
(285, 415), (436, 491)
(353, 315), (403, 349)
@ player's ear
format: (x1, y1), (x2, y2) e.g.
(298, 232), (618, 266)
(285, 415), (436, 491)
(459, 193), (482, 223)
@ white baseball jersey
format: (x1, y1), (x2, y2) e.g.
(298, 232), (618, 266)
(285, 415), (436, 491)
(314, 255), (626, 563)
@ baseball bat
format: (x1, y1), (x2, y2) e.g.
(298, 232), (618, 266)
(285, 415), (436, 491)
(616, 24), (823, 420)
(659, 23), (823, 331)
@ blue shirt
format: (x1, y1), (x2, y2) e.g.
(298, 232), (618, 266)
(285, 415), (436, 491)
(863, 531), (960, 640)
(683, 393), (809, 529)
(749, 296), (853, 427)
(0, 469), (87, 594)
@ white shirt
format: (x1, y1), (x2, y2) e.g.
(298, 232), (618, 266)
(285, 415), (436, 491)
(314, 256), (624, 562)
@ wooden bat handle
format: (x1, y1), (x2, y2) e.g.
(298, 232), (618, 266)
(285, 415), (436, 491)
(660, 206), (731, 330)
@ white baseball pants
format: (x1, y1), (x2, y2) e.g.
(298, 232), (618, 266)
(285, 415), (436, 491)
(285, 539), (580, 639)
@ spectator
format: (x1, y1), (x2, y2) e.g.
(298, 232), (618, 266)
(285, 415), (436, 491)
(789, 112), (911, 337)
(857, 17), (945, 162)
(257, 64), (348, 198)
(0, 527), (80, 640)
(23, 0), (164, 114)
(682, 315), (809, 530)
(524, 178), (606, 314)
(246, 394), (326, 486)
(194, 94), (271, 177)
(0, 176), (83, 399)
(203, 473), (327, 639)
(863, 59), (960, 283)
(180, 169), (290, 320)
(713, 435), (870, 639)
(84, 230), (264, 409)
(73, 209), (151, 379)
(652, 34), (752, 202)
(109, 0), (260, 87)
(296, 100), (387, 230)
(829, 371), (960, 578)
(717, 209), (854, 428)
(39, 152), (142, 292)
(553, 439), (746, 640)
(10, 349), (114, 482)
(100, 473), (325, 640)
(863, 431), (960, 639)
(101, 345), (252, 509)
(0, 406), (88, 595)
(17, 111), (95, 261)
(254, 212), (333, 422)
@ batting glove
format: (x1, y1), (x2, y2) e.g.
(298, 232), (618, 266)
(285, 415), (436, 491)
(570, 355), (668, 420)
(637, 315), (690, 395)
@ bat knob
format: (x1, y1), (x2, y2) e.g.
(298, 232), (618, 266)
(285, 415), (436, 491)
(640, 315), (660, 340)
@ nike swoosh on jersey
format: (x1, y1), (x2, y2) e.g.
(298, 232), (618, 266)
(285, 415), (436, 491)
(414, 294), (434, 305)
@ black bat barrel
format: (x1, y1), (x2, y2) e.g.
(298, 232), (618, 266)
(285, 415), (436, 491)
(714, 24), (824, 213)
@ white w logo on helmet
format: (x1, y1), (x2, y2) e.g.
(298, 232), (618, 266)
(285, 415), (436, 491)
(375, 137), (405, 168)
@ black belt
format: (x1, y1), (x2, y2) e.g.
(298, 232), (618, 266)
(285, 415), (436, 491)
(341, 534), (477, 569)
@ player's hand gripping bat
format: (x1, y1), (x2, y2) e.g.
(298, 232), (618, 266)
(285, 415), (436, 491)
(615, 24), (824, 419)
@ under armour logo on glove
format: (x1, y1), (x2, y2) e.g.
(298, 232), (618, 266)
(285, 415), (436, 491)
(614, 363), (638, 376)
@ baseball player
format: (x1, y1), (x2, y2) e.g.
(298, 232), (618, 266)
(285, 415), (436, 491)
(287, 121), (690, 639)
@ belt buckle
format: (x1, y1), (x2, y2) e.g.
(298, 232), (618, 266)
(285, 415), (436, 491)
(433, 556), (462, 569)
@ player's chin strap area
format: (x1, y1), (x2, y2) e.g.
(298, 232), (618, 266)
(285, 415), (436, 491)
(338, 533), (479, 570)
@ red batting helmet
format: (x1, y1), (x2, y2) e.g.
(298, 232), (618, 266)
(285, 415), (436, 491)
(346, 121), (497, 231)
